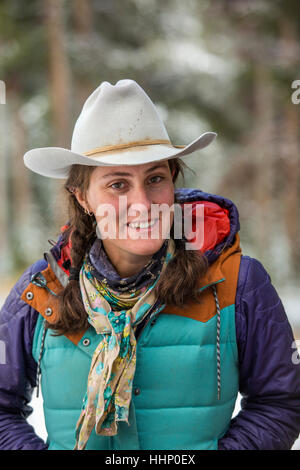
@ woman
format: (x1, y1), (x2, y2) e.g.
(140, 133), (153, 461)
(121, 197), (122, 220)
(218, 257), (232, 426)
(0, 79), (300, 450)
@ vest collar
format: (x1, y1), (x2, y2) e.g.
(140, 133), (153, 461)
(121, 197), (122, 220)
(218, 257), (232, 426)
(198, 232), (241, 292)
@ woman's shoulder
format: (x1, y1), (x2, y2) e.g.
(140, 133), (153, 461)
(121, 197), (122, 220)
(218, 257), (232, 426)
(237, 255), (269, 294)
(237, 255), (285, 305)
(236, 255), (290, 343)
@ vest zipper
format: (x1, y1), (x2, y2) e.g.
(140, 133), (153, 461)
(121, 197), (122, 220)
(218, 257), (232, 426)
(211, 284), (221, 401)
(36, 319), (47, 398)
(134, 300), (162, 341)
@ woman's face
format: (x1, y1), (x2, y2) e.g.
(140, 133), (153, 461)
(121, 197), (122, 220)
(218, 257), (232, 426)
(75, 160), (175, 276)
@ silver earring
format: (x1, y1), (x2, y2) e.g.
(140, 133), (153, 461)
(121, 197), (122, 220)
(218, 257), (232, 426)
(84, 208), (93, 216)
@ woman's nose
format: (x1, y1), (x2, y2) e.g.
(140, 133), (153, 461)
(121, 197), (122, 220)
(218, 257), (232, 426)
(128, 187), (153, 215)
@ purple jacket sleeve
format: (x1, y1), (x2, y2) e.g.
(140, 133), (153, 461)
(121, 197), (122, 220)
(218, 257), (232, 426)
(0, 260), (48, 450)
(218, 255), (300, 450)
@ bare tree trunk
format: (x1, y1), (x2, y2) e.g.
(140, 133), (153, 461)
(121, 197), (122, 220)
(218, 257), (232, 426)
(73, 0), (93, 34)
(44, 0), (72, 229)
(44, 0), (71, 147)
(0, 92), (11, 275)
(11, 93), (31, 223)
(279, 19), (300, 277)
(71, 0), (94, 110)
(250, 64), (276, 261)
(9, 91), (36, 268)
(281, 105), (300, 276)
(0, 86), (34, 275)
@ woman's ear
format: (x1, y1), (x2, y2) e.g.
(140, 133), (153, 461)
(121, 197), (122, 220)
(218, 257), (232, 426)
(73, 189), (89, 213)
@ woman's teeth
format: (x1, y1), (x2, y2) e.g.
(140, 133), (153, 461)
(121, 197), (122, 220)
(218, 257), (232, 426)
(128, 219), (157, 229)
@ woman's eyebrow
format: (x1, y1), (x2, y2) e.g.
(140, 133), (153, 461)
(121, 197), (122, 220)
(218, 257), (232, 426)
(100, 164), (168, 179)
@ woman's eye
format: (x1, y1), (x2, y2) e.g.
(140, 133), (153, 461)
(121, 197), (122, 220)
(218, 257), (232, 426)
(110, 176), (164, 190)
(149, 175), (164, 184)
(110, 182), (125, 190)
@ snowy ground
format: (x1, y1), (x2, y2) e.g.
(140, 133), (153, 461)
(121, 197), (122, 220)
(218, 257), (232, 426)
(1, 288), (300, 449)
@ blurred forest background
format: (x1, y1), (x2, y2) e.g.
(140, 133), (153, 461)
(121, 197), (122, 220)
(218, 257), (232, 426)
(0, 0), (300, 450)
(0, 0), (299, 336)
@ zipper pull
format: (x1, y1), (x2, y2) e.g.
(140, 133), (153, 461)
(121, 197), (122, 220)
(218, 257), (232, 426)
(31, 272), (58, 297)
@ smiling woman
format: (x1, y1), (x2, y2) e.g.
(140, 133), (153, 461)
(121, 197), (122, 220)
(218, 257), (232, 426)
(55, 157), (209, 337)
(1, 79), (300, 451)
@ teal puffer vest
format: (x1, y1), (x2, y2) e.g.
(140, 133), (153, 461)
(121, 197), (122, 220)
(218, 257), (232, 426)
(32, 297), (239, 450)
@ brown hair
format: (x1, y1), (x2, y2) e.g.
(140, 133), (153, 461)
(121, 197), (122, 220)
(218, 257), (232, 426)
(51, 158), (209, 335)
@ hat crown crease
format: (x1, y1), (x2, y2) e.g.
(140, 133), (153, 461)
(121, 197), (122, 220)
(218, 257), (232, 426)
(71, 79), (170, 155)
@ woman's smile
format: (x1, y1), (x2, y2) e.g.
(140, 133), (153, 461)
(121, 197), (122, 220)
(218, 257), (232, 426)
(127, 218), (159, 231)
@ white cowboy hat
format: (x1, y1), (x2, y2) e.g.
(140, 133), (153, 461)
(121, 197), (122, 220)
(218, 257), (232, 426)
(23, 79), (217, 179)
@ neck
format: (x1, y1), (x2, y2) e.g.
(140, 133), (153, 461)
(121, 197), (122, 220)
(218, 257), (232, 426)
(115, 258), (152, 278)
(102, 243), (153, 278)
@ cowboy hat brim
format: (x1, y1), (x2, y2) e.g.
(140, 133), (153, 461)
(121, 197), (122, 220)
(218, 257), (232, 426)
(23, 132), (217, 179)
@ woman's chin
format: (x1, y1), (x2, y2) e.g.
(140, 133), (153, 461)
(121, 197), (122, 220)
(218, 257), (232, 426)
(123, 238), (167, 257)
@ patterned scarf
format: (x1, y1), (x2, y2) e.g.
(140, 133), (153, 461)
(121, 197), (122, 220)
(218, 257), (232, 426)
(74, 238), (176, 450)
